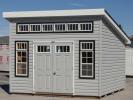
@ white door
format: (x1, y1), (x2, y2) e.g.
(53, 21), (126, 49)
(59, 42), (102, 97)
(34, 41), (73, 94)
(34, 42), (52, 92)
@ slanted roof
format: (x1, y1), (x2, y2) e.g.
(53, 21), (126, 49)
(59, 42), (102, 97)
(3, 9), (131, 44)
(0, 36), (9, 44)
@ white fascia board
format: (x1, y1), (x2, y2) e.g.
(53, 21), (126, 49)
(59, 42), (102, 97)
(3, 9), (105, 18)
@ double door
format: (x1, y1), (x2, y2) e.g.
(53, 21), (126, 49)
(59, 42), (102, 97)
(34, 41), (73, 94)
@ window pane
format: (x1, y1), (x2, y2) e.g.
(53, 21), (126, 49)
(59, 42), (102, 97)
(18, 24), (29, 32)
(30, 24), (41, 32)
(82, 58), (86, 63)
(37, 45), (50, 52)
(56, 46), (70, 53)
(87, 52), (92, 57)
(42, 24), (53, 32)
(82, 52), (86, 57)
(17, 63), (26, 74)
(87, 58), (92, 63)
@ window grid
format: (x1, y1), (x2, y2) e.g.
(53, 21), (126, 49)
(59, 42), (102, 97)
(30, 24), (41, 32)
(37, 45), (51, 53)
(17, 22), (93, 32)
(42, 24), (54, 32)
(18, 24), (29, 32)
(56, 45), (70, 53)
(80, 41), (95, 78)
(15, 42), (28, 77)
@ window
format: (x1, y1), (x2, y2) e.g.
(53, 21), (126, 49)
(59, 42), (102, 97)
(79, 40), (95, 79)
(18, 24), (29, 32)
(56, 46), (70, 53)
(17, 22), (93, 33)
(80, 23), (92, 31)
(42, 24), (53, 32)
(37, 45), (50, 53)
(15, 41), (29, 77)
(54, 24), (66, 32)
(67, 23), (79, 31)
(0, 56), (3, 64)
(30, 24), (41, 32)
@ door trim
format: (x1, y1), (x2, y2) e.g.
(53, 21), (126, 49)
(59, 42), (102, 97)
(33, 40), (74, 94)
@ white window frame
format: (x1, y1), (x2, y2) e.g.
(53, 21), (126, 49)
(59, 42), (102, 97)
(54, 23), (67, 32)
(79, 22), (93, 31)
(79, 41), (95, 79)
(67, 23), (79, 31)
(30, 24), (42, 32)
(36, 45), (51, 53)
(15, 41), (28, 77)
(55, 45), (71, 53)
(42, 24), (54, 32)
(17, 24), (29, 32)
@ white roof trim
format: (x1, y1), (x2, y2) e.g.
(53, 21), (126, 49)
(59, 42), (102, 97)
(3, 9), (105, 18)
(3, 9), (131, 44)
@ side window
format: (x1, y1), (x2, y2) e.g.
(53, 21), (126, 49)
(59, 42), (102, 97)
(79, 40), (95, 79)
(15, 41), (29, 77)
(56, 46), (70, 53)
(37, 45), (50, 53)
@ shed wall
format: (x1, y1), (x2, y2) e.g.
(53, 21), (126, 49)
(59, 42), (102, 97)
(100, 20), (125, 96)
(9, 17), (101, 96)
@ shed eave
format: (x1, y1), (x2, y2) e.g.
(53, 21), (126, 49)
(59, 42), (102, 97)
(3, 8), (131, 44)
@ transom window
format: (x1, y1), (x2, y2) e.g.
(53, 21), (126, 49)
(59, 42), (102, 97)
(17, 22), (93, 33)
(68, 23), (78, 31)
(80, 23), (92, 31)
(30, 24), (41, 32)
(15, 41), (29, 77)
(55, 24), (66, 32)
(79, 40), (95, 79)
(56, 46), (70, 53)
(42, 24), (53, 32)
(37, 45), (50, 53)
(18, 24), (29, 32)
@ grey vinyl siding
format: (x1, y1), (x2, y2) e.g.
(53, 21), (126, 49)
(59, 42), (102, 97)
(9, 15), (126, 96)
(9, 17), (101, 96)
(100, 20), (125, 96)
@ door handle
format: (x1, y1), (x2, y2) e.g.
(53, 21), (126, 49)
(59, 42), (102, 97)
(53, 72), (56, 75)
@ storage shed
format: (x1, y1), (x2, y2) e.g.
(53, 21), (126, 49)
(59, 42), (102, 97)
(3, 9), (131, 97)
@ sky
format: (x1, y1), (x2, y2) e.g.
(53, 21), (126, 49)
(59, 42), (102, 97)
(0, 0), (133, 36)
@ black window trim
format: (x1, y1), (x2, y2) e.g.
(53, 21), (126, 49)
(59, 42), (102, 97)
(15, 41), (29, 77)
(16, 21), (93, 34)
(79, 40), (95, 79)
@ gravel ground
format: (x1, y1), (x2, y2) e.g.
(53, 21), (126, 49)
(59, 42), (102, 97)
(0, 72), (133, 100)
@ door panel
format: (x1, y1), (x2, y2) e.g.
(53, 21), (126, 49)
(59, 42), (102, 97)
(53, 42), (73, 93)
(34, 42), (52, 92)
(34, 41), (73, 94)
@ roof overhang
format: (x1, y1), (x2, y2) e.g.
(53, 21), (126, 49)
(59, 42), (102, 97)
(3, 9), (131, 44)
